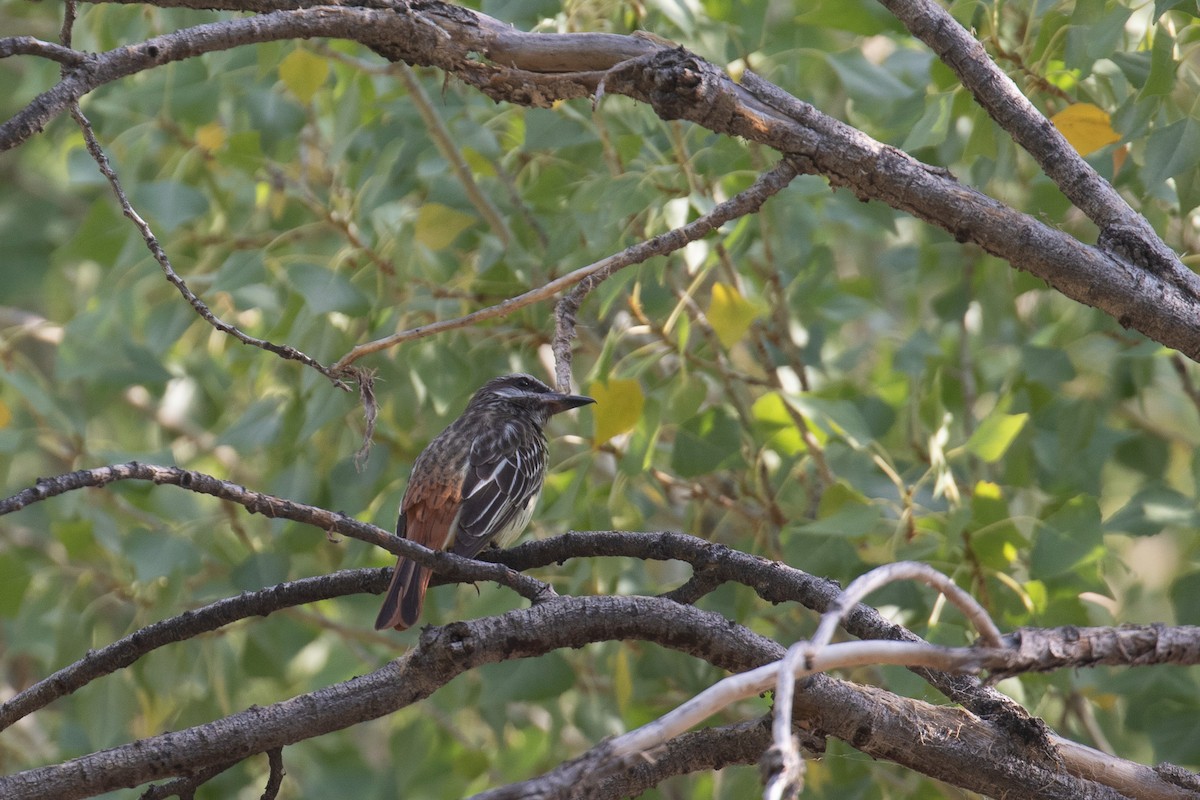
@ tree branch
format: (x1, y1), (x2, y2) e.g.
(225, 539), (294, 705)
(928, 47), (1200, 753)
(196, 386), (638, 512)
(3, 2), (1197, 360)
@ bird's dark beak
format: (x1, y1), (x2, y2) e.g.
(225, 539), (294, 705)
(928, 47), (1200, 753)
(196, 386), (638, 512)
(545, 392), (596, 415)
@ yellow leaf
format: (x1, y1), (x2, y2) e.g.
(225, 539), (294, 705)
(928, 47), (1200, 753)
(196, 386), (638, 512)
(414, 203), (475, 250)
(255, 181), (286, 219)
(974, 480), (1002, 500)
(195, 122), (226, 153)
(1051, 103), (1120, 156)
(588, 378), (644, 446)
(279, 49), (329, 104)
(0, 399), (11, 429)
(612, 649), (633, 715)
(707, 282), (762, 349)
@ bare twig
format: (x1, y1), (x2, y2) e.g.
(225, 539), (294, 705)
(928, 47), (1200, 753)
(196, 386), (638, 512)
(0, 462), (551, 606)
(330, 159), (798, 375)
(552, 159), (799, 389)
(261, 748), (285, 800)
(766, 562), (1004, 798)
(878, 0), (1186, 283)
(66, 105), (347, 389)
(0, 37), (86, 65)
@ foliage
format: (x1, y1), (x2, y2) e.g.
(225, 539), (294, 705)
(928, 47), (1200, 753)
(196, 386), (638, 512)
(1, 0), (1200, 797)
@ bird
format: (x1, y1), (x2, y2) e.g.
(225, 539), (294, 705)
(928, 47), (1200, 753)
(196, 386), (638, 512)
(374, 373), (595, 631)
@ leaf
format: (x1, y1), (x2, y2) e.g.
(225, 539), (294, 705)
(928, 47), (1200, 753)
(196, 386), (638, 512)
(671, 406), (745, 477)
(588, 378), (644, 446)
(1154, 0), (1194, 20)
(1030, 496), (1103, 579)
(1104, 485), (1200, 536)
(613, 648), (633, 715)
(194, 121), (226, 153)
(1139, 24), (1178, 97)
(0, 552), (31, 617)
(965, 412), (1028, 463)
(801, 483), (882, 536)
(1143, 117), (1200, 187)
(130, 181), (209, 233)
(0, 398), (10, 428)
(1170, 571), (1200, 625)
(1050, 104), (1120, 155)
(751, 392), (805, 455)
(279, 48), (329, 104)
(707, 282), (762, 348)
(414, 202), (475, 251)
(903, 91), (954, 151)
(288, 262), (370, 315)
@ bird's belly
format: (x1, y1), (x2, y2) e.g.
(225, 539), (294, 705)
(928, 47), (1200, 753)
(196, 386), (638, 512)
(493, 491), (540, 548)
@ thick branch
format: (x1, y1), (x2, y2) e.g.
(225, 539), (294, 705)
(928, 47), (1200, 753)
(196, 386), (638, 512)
(0, 597), (779, 800)
(3, 2), (1198, 359)
(879, 0), (1186, 284)
(0, 595), (1145, 800)
(0, 462), (551, 603)
(0, 569), (389, 732)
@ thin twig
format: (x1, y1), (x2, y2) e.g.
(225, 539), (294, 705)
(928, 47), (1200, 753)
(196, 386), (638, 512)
(66, 105), (348, 389)
(330, 159), (799, 374)
(552, 159), (799, 389)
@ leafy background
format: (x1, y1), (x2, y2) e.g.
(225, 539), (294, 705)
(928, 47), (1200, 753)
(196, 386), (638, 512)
(2, 0), (1200, 796)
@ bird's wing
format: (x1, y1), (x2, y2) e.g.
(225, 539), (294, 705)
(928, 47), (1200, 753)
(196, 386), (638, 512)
(372, 456), (466, 630)
(452, 422), (545, 558)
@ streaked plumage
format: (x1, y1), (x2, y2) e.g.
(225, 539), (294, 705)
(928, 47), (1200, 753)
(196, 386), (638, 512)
(374, 373), (595, 631)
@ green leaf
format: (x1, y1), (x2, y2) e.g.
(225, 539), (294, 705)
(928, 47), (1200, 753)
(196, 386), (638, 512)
(414, 202), (475, 251)
(751, 392), (805, 456)
(1104, 485), (1200, 536)
(798, 488), (882, 537)
(1154, 0), (1194, 23)
(1170, 572), (1200, 625)
(279, 48), (329, 104)
(671, 406), (745, 477)
(0, 552), (32, 617)
(1030, 496), (1103, 579)
(1139, 24), (1178, 98)
(1143, 117), (1200, 187)
(130, 181), (209, 233)
(965, 412), (1028, 463)
(288, 262), (370, 315)
(903, 91), (954, 151)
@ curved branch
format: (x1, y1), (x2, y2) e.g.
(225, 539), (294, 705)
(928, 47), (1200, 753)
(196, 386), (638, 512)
(0, 37), (87, 65)
(880, 0), (1185, 282)
(0, 462), (552, 603)
(3, 2), (1197, 360)
(0, 594), (1158, 800)
(70, 104), (346, 387)
(0, 596), (780, 800)
(331, 158), (796, 374)
(0, 569), (389, 732)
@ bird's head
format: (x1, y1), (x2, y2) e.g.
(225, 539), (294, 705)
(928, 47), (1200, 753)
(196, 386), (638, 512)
(470, 373), (596, 425)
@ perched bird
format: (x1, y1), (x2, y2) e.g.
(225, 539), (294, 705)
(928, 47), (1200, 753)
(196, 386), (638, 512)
(374, 373), (595, 631)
